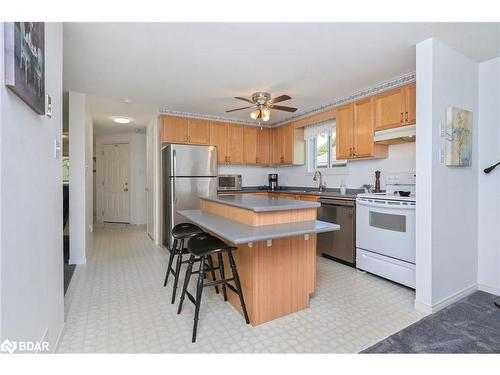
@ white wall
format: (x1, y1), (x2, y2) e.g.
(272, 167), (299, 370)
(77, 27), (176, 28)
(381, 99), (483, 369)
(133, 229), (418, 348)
(95, 133), (147, 225)
(278, 143), (416, 189)
(477, 57), (500, 295)
(0, 23), (64, 351)
(69, 92), (93, 265)
(415, 38), (479, 312)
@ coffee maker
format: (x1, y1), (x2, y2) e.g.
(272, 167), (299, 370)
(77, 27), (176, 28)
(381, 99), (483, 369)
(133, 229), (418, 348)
(268, 174), (278, 191)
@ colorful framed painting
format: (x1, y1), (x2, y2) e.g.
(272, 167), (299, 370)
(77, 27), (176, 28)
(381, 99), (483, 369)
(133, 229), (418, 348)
(445, 106), (473, 167)
(4, 22), (45, 114)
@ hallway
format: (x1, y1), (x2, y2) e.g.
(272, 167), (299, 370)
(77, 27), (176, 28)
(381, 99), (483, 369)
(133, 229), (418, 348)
(57, 225), (424, 353)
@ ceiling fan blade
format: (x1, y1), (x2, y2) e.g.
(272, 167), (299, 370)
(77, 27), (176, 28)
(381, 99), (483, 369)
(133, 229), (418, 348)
(225, 105), (255, 113)
(234, 96), (254, 104)
(270, 105), (297, 113)
(269, 94), (291, 104)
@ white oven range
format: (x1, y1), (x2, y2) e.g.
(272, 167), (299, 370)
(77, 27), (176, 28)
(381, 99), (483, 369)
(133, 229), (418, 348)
(356, 172), (416, 288)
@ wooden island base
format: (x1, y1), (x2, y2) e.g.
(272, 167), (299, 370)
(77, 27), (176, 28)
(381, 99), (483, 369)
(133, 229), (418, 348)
(221, 235), (316, 326)
(201, 199), (317, 326)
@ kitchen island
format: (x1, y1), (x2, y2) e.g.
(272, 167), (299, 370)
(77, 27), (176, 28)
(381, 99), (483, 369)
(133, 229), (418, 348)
(178, 194), (339, 325)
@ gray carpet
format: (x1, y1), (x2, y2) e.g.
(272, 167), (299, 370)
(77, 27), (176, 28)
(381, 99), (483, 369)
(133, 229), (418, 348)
(363, 291), (500, 353)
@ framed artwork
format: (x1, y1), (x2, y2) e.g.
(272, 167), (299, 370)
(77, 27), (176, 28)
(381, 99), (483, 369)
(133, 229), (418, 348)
(4, 22), (45, 114)
(445, 106), (473, 167)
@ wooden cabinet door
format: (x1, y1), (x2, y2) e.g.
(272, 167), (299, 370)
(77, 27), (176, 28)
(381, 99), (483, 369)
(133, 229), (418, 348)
(335, 104), (354, 160)
(279, 193), (298, 200)
(353, 98), (374, 158)
(226, 124), (244, 164)
(162, 116), (188, 143)
(282, 124), (294, 165)
(188, 119), (210, 145)
(298, 195), (319, 202)
(374, 88), (404, 131)
(243, 126), (258, 164)
(256, 127), (270, 165)
(271, 126), (284, 165)
(404, 83), (416, 125)
(209, 122), (227, 164)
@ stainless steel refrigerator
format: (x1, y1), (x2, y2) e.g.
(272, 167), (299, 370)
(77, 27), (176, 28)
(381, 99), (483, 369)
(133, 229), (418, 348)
(162, 144), (217, 249)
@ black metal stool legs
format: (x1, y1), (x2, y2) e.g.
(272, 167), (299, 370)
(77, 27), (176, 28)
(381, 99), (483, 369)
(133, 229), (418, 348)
(217, 253), (228, 302)
(206, 255), (220, 295)
(228, 250), (250, 324)
(192, 256), (206, 343)
(163, 239), (178, 287)
(177, 254), (195, 315)
(171, 239), (185, 304)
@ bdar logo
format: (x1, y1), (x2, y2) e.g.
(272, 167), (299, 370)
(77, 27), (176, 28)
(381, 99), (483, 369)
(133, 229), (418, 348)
(1, 339), (17, 354)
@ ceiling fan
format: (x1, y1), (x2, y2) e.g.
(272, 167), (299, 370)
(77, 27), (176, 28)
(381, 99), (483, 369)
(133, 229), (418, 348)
(226, 92), (297, 122)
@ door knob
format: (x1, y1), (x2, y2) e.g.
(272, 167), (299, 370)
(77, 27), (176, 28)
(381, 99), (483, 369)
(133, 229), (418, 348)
(124, 188), (129, 192)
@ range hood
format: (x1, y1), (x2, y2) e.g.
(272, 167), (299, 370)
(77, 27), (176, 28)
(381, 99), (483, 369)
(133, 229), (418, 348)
(374, 125), (416, 145)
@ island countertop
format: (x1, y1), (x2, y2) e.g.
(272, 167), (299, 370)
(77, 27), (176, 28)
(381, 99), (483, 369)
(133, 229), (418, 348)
(200, 194), (320, 212)
(178, 209), (339, 244)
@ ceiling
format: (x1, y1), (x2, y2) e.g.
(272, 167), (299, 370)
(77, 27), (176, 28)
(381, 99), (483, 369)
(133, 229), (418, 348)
(89, 96), (157, 135)
(64, 23), (500, 126)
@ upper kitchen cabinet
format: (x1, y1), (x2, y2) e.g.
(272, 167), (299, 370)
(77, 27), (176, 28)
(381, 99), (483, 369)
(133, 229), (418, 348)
(226, 124), (244, 164)
(162, 116), (188, 143)
(209, 121), (228, 164)
(335, 104), (354, 160)
(161, 116), (210, 145)
(374, 83), (416, 131)
(256, 127), (270, 166)
(209, 122), (244, 165)
(243, 126), (258, 164)
(336, 99), (388, 160)
(187, 118), (210, 145)
(271, 124), (305, 166)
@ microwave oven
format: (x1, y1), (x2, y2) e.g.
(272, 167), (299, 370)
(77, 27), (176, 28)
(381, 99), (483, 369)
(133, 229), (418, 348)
(218, 175), (242, 191)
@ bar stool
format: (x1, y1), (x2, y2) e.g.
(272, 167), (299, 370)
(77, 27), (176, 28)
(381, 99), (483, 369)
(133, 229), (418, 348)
(177, 233), (250, 343)
(163, 223), (219, 304)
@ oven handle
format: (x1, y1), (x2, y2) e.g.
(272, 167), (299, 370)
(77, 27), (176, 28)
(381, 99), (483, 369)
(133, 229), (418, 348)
(356, 199), (416, 210)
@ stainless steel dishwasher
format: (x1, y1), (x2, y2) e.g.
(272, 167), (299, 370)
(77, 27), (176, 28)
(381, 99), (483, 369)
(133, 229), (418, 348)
(317, 197), (356, 266)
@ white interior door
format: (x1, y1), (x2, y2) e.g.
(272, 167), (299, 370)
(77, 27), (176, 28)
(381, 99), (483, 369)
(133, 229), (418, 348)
(146, 127), (154, 238)
(102, 143), (130, 223)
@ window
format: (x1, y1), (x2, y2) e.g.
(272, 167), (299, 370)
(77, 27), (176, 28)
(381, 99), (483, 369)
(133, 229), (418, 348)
(305, 120), (347, 173)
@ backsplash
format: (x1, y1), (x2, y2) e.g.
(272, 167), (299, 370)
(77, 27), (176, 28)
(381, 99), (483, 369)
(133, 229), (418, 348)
(217, 142), (415, 189)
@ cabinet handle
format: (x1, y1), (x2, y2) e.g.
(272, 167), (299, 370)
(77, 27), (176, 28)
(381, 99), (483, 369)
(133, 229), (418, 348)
(400, 112), (404, 123)
(228, 155), (231, 164)
(349, 147), (352, 156)
(405, 112), (408, 122)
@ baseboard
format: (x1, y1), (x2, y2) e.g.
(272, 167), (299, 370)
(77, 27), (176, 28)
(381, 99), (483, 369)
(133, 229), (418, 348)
(414, 300), (433, 314)
(414, 284), (477, 314)
(478, 283), (500, 297)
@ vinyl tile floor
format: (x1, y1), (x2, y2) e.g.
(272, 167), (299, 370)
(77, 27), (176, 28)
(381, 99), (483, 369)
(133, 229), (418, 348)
(57, 225), (425, 353)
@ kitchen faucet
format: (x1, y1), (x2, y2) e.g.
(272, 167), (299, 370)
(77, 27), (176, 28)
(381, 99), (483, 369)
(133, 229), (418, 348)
(313, 171), (327, 192)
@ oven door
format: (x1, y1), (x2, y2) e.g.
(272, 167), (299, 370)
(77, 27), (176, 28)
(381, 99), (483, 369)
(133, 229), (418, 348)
(356, 198), (415, 263)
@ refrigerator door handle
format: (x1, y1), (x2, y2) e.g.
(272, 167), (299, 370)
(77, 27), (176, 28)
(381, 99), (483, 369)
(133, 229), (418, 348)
(173, 149), (177, 203)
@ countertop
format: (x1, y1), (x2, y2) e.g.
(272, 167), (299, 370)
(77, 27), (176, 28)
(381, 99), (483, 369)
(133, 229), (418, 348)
(217, 186), (362, 200)
(201, 194), (320, 212)
(177, 209), (339, 244)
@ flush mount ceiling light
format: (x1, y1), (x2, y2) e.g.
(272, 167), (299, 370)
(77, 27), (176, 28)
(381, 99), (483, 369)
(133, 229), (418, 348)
(112, 116), (131, 124)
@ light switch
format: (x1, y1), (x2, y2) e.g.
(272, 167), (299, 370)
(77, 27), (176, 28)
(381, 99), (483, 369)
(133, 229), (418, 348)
(53, 139), (61, 159)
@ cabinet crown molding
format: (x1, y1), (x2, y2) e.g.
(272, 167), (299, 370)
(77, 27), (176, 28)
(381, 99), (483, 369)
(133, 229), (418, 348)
(159, 71), (415, 127)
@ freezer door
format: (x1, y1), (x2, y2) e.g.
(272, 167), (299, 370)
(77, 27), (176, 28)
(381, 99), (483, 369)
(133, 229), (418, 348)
(165, 144), (217, 177)
(164, 176), (217, 249)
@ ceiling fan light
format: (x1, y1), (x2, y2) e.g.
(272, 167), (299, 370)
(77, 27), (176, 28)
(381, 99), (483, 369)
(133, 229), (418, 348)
(250, 110), (260, 120)
(261, 107), (271, 122)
